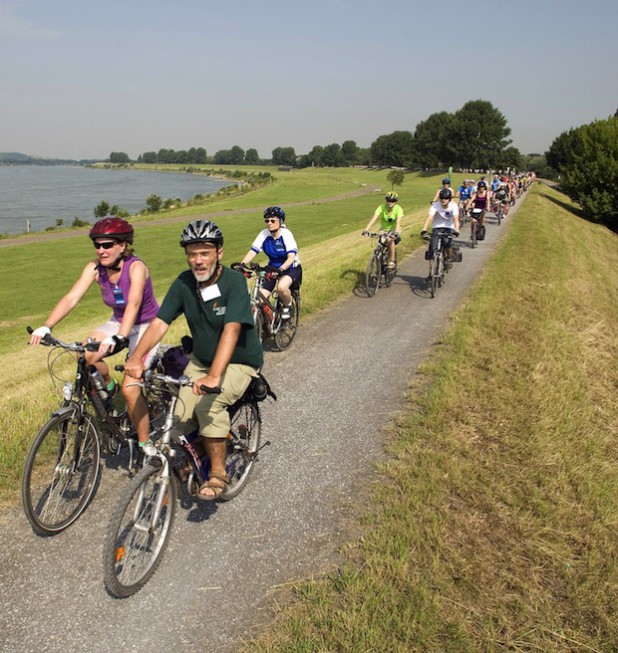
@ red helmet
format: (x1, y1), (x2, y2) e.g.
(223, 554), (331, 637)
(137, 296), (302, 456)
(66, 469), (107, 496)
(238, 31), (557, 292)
(89, 217), (134, 243)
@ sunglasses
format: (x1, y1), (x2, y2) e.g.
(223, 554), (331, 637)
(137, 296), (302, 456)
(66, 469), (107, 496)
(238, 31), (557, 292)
(264, 218), (279, 224)
(93, 241), (118, 250)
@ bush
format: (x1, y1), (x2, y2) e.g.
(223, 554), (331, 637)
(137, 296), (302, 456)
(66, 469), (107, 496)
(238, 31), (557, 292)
(556, 116), (618, 230)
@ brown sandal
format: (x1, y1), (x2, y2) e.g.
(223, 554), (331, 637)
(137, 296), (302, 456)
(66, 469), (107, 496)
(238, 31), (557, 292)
(197, 472), (229, 501)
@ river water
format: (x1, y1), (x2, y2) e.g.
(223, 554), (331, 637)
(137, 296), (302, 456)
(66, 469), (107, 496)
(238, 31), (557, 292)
(0, 166), (231, 235)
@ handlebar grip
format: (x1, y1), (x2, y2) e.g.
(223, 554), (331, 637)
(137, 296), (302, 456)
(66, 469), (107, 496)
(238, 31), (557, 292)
(199, 384), (222, 395)
(27, 326), (33, 335)
(114, 365), (125, 372)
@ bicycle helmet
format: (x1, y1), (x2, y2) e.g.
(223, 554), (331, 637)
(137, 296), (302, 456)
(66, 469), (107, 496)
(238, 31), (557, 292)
(179, 220), (224, 247)
(385, 192), (398, 202)
(439, 188), (453, 200)
(477, 180), (487, 189)
(263, 206), (286, 222)
(89, 217), (134, 243)
(442, 178), (451, 184)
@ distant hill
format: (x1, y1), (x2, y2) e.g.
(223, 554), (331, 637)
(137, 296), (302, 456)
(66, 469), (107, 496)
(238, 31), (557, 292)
(0, 152), (101, 165)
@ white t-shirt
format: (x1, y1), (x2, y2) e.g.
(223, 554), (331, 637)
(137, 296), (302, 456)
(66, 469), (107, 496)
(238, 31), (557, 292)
(428, 201), (459, 229)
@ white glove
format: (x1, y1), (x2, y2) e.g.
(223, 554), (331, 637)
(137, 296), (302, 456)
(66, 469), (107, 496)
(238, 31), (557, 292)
(32, 326), (52, 339)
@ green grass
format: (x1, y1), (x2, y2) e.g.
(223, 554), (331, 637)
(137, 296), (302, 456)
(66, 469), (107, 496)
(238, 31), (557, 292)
(0, 167), (447, 504)
(237, 185), (618, 652)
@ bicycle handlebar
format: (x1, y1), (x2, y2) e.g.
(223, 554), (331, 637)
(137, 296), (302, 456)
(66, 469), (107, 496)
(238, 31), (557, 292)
(26, 326), (100, 353)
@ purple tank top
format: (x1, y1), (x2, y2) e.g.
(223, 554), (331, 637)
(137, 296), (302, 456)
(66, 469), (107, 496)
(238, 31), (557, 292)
(473, 193), (489, 210)
(97, 255), (159, 323)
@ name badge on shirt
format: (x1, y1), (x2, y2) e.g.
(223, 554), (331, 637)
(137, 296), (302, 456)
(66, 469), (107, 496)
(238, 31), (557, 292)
(200, 283), (222, 303)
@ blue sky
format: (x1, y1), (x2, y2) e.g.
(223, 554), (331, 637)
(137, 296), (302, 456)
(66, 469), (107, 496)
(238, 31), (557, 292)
(1, 0), (616, 160)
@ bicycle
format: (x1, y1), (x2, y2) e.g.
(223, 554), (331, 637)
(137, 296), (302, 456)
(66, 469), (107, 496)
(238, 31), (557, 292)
(469, 208), (485, 248)
(364, 231), (398, 297)
(22, 328), (169, 536)
(423, 228), (456, 299)
(102, 366), (275, 598)
(232, 262), (300, 351)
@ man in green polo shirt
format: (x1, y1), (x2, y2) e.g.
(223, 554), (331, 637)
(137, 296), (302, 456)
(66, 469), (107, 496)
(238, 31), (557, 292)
(125, 220), (263, 500)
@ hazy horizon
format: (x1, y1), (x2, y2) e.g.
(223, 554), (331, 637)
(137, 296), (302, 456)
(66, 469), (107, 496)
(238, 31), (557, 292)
(1, 0), (616, 161)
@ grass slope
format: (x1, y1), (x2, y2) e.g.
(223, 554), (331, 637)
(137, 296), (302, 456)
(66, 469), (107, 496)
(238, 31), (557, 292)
(239, 185), (618, 652)
(0, 167), (442, 503)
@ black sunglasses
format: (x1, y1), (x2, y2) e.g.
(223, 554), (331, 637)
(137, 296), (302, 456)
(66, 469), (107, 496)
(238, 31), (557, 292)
(93, 241), (117, 250)
(264, 218), (279, 223)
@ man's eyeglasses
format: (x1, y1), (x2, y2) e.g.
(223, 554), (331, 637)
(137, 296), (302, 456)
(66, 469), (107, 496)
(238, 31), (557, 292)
(93, 241), (117, 250)
(264, 218), (279, 224)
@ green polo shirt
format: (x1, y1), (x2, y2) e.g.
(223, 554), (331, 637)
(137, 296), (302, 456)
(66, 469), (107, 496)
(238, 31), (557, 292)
(157, 266), (263, 369)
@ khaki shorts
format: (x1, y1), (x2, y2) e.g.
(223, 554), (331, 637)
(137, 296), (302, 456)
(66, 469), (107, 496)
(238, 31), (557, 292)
(172, 355), (258, 439)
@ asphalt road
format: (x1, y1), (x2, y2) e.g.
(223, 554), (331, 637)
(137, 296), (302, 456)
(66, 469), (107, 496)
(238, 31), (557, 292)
(0, 199), (523, 653)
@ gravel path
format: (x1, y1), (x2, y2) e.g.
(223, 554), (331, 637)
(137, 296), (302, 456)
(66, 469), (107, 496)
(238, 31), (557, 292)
(0, 198), (523, 653)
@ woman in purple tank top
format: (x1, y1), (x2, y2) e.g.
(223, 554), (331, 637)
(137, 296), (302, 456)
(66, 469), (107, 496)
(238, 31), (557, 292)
(29, 217), (160, 453)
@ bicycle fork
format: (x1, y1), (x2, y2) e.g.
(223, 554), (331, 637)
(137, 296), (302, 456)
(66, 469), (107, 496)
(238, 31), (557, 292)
(132, 459), (171, 534)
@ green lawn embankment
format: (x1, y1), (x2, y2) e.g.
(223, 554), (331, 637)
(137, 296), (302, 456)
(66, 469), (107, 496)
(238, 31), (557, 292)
(0, 168), (440, 504)
(240, 184), (618, 653)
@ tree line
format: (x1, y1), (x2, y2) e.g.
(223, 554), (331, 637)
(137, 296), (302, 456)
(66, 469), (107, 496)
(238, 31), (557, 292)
(110, 99), (531, 171)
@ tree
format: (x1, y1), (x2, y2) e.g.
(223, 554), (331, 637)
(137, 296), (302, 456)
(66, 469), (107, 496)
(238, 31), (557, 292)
(272, 147), (296, 166)
(341, 140), (359, 166)
(142, 151), (157, 164)
(195, 147), (207, 164)
(370, 131), (414, 167)
(109, 152), (130, 164)
(412, 112), (454, 169)
(545, 127), (582, 172)
(244, 148), (259, 164)
(559, 115), (618, 230)
(321, 143), (342, 167)
(306, 145), (324, 167)
(449, 100), (512, 169)
(229, 145), (245, 165)
(145, 194), (162, 212)
(386, 169), (405, 190)
(94, 200), (110, 218)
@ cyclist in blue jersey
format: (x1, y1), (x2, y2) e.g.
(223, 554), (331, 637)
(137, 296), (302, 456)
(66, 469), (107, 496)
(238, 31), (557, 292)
(240, 206), (302, 321)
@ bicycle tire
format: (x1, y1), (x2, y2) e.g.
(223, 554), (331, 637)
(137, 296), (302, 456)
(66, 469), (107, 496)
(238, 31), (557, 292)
(273, 292), (299, 351)
(365, 254), (381, 297)
(497, 205), (503, 226)
(471, 222), (477, 249)
(254, 308), (265, 344)
(103, 461), (176, 598)
(384, 251), (397, 287)
(429, 256), (437, 298)
(222, 399), (262, 501)
(21, 409), (101, 535)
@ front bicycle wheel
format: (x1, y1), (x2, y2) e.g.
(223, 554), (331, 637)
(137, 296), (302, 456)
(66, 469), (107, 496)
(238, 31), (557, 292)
(21, 409), (101, 535)
(471, 222), (477, 248)
(384, 251), (397, 287)
(222, 400), (261, 501)
(430, 254), (440, 298)
(103, 462), (176, 598)
(365, 254), (381, 297)
(273, 292), (299, 351)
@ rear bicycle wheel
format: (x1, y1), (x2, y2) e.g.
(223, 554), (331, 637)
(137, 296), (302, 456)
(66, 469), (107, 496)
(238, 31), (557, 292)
(103, 461), (176, 598)
(365, 254), (381, 297)
(222, 400), (261, 500)
(21, 409), (101, 535)
(273, 292), (299, 351)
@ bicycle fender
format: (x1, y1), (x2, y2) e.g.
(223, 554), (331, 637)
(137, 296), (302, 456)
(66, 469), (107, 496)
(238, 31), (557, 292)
(50, 403), (79, 419)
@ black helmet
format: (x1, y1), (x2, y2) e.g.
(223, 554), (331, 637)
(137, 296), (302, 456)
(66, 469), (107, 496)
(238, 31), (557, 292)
(442, 178), (451, 185)
(263, 206), (285, 222)
(477, 181), (487, 189)
(438, 188), (453, 200)
(179, 220), (224, 247)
